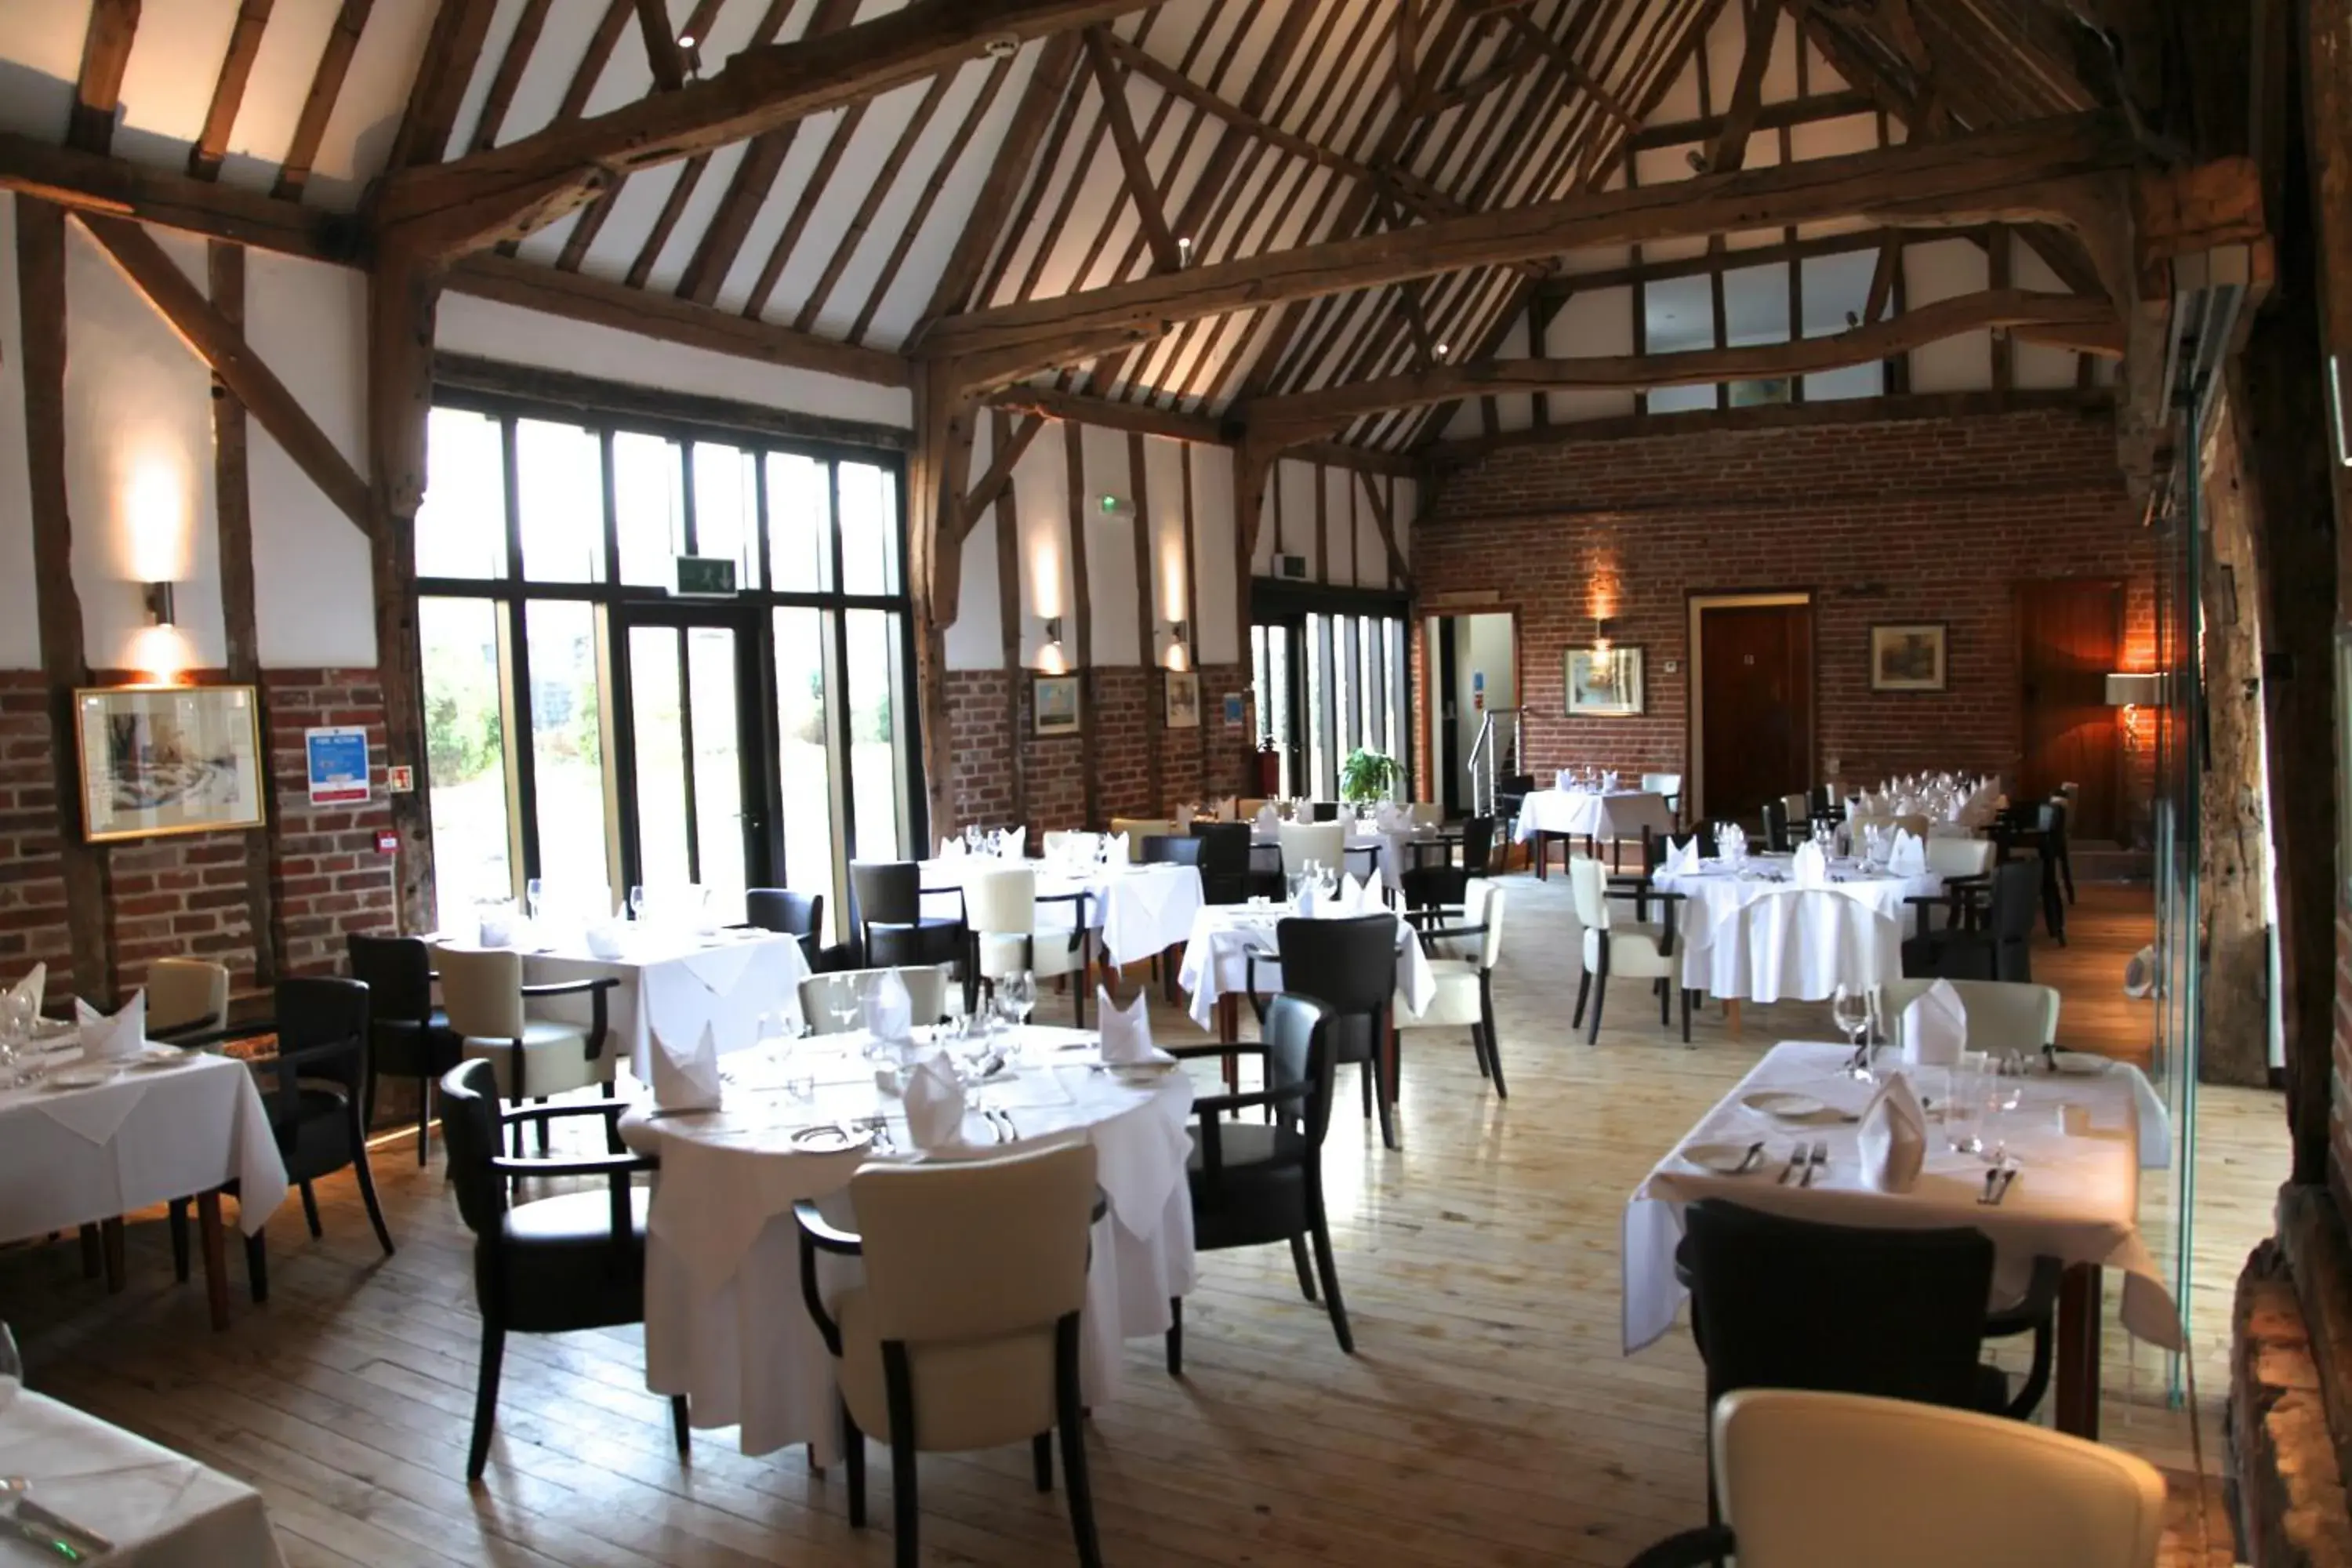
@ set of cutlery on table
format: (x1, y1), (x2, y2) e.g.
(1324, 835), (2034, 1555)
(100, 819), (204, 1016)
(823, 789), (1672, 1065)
(0, 1475), (111, 1560)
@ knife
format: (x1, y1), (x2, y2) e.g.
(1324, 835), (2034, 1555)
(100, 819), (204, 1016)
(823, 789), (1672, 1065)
(16, 1500), (111, 1558)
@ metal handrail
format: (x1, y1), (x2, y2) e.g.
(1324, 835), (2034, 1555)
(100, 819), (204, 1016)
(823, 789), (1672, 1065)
(1468, 711), (1497, 815)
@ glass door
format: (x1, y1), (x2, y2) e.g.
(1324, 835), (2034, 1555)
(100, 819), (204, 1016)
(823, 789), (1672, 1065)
(618, 604), (768, 925)
(1251, 617), (1306, 797)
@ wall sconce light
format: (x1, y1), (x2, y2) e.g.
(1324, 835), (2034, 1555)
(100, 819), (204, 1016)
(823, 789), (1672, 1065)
(1595, 615), (1617, 652)
(1163, 619), (1192, 671)
(1038, 616), (1069, 674)
(144, 581), (177, 627)
(2104, 671), (2168, 751)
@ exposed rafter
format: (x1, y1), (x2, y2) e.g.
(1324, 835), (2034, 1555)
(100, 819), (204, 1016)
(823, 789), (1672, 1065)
(190, 0), (272, 179)
(67, 0), (140, 156)
(1083, 27), (1181, 272)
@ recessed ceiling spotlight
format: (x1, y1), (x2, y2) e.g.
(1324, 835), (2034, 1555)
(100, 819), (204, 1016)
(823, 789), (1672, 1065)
(1434, 341), (1451, 359)
(982, 34), (1020, 60)
(677, 32), (696, 48)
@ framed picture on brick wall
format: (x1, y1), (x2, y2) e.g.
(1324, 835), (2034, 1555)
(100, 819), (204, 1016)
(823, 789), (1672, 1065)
(1165, 670), (1201, 729)
(1034, 675), (1081, 736)
(1869, 623), (1948, 691)
(75, 684), (267, 843)
(1566, 647), (1644, 717)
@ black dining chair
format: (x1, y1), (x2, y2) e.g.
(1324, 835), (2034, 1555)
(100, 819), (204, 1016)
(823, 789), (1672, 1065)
(849, 861), (970, 1006)
(1760, 798), (1794, 852)
(437, 1058), (688, 1480)
(348, 933), (465, 1166)
(1993, 802), (2069, 945)
(1309, 801), (1340, 822)
(1247, 914), (1399, 1149)
(1902, 859), (2039, 983)
(1189, 822), (1260, 905)
(1163, 993), (1348, 1370)
(169, 977), (394, 1302)
(745, 887), (844, 970)
(1140, 834), (1203, 869)
(1399, 815), (1493, 916)
(1677, 1200), (2058, 1427)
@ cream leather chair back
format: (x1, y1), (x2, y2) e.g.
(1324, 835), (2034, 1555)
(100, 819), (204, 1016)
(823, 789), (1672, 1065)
(147, 956), (230, 1035)
(434, 947), (527, 1041)
(799, 966), (951, 1033)
(1879, 977), (2060, 1051)
(1276, 821), (1345, 877)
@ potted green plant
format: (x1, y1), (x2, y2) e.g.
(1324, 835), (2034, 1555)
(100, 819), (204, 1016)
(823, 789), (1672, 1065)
(1340, 748), (1403, 806)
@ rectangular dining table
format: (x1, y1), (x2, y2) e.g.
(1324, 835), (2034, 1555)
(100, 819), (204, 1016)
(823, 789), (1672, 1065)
(1624, 1040), (2177, 1439)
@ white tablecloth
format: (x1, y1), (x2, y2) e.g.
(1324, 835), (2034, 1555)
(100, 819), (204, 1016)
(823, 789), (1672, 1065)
(1514, 789), (1676, 844)
(620, 1025), (1194, 1461)
(0, 1051), (286, 1243)
(0, 1391), (285, 1566)
(1249, 824), (1446, 891)
(521, 928), (810, 1081)
(1174, 904), (1438, 1030)
(1653, 858), (1939, 1003)
(1623, 1040), (2181, 1356)
(920, 859), (1206, 967)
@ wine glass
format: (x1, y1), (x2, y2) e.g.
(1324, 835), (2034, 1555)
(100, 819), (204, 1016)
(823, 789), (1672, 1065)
(1832, 982), (1873, 1081)
(998, 969), (1037, 1035)
(525, 877), (545, 925)
(830, 977), (864, 1038)
(628, 884), (648, 924)
(0, 993), (27, 1088)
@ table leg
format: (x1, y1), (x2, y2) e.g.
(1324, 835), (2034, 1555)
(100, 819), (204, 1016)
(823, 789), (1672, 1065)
(78, 1223), (100, 1279)
(100, 1218), (125, 1293)
(196, 1191), (230, 1331)
(1725, 1000), (1742, 1039)
(1535, 833), (1548, 880)
(1218, 994), (1239, 1091)
(1384, 1013), (1400, 1105)
(2053, 1264), (2103, 1439)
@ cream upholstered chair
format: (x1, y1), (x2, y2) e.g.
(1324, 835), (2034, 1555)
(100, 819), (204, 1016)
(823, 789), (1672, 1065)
(1879, 977), (2060, 1053)
(1040, 830), (1098, 861)
(964, 866), (1091, 1026)
(795, 1142), (1104, 1568)
(1926, 835), (1996, 877)
(1893, 811), (1933, 841)
(1108, 818), (1173, 860)
(147, 956), (230, 1040)
(1626, 1388), (2165, 1568)
(800, 966), (952, 1035)
(1642, 771), (1682, 823)
(1567, 855), (1689, 1044)
(1396, 880), (1508, 1098)
(1275, 820), (1345, 879)
(434, 946), (619, 1151)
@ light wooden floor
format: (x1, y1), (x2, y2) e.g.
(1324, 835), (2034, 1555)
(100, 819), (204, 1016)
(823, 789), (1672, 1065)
(0, 876), (2281, 1566)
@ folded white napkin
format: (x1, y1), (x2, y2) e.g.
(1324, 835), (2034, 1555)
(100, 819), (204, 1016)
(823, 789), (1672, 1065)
(585, 923), (628, 960)
(1338, 873), (1370, 915)
(1294, 879), (1319, 918)
(1858, 1072), (1928, 1192)
(1174, 804), (1195, 829)
(1556, 769), (1574, 791)
(76, 991), (146, 1061)
(478, 906), (515, 948)
(1602, 770), (1620, 791)
(939, 837), (966, 860)
(8, 962), (45, 1022)
(1791, 840), (1829, 887)
(1106, 832), (1129, 864)
(1900, 978), (1968, 1066)
(1665, 836), (1700, 876)
(862, 969), (913, 1042)
(1214, 797), (1236, 821)
(1096, 985), (1173, 1065)
(1001, 826), (1026, 858)
(1254, 804), (1279, 833)
(652, 1022), (724, 1112)
(1888, 829), (1927, 877)
(902, 1051), (967, 1151)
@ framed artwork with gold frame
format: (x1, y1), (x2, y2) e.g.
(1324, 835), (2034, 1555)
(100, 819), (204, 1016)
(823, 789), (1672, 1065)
(75, 684), (267, 842)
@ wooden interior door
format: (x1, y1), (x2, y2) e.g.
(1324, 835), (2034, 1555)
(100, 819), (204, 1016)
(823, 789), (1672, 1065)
(2016, 578), (2122, 839)
(1698, 602), (1814, 824)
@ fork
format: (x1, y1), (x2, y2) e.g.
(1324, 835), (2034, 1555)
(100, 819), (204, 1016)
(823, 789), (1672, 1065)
(1777, 1140), (1810, 1185)
(1800, 1142), (1827, 1188)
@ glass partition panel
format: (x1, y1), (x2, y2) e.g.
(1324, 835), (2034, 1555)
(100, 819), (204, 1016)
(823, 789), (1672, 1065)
(840, 462), (900, 596)
(691, 443), (759, 589)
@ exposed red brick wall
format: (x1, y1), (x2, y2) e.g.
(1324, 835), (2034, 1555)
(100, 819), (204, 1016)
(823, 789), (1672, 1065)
(1414, 405), (2160, 829)
(0, 667), (397, 1007)
(944, 662), (1251, 837)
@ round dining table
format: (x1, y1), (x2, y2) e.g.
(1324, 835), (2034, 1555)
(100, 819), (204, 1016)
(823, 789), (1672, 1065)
(619, 1025), (1196, 1461)
(1650, 853), (1941, 1004)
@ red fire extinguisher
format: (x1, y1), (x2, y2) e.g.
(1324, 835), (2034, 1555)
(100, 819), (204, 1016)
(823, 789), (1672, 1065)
(1256, 735), (1281, 797)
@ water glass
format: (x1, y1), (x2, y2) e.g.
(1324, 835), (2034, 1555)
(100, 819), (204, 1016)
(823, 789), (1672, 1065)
(1946, 1053), (1991, 1154)
(999, 969), (1037, 1031)
(1831, 983), (1872, 1080)
(525, 877), (545, 925)
(629, 884), (648, 923)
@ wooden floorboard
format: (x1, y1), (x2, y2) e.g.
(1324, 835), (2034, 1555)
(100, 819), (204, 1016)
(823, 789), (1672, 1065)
(0, 876), (2278, 1566)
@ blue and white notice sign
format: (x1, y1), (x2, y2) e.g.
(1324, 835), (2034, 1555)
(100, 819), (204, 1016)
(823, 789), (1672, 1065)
(305, 726), (371, 806)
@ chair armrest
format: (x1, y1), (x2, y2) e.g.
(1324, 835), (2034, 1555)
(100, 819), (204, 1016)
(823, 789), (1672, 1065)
(488, 1151), (654, 1180)
(503, 1099), (629, 1129)
(149, 1013), (227, 1047)
(519, 977), (622, 998)
(1166, 1041), (1266, 1062)
(1036, 890), (1093, 954)
(1624, 1526), (1737, 1568)
(1192, 1081), (1307, 1120)
(792, 1198), (865, 1255)
(1243, 951), (1276, 1025)
(1984, 1254), (2066, 1336)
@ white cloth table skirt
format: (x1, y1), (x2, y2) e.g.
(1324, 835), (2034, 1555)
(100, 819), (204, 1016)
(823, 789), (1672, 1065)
(622, 1026), (1194, 1462)
(1624, 1041), (2180, 1356)
(1174, 905), (1438, 1030)
(0, 1391), (286, 1566)
(1513, 789), (1676, 844)
(521, 928), (810, 1081)
(1653, 861), (1938, 1003)
(0, 1051), (285, 1243)
(920, 859), (1206, 968)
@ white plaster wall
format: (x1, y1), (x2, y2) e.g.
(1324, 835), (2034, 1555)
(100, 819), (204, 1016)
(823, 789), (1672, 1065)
(1077, 423), (1140, 668)
(1010, 422), (1072, 670)
(434, 292), (916, 429)
(0, 195), (39, 668)
(1189, 444), (1239, 667)
(943, 413), (1001, 671)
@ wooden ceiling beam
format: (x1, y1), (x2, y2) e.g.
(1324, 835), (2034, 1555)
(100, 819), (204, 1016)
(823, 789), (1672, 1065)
(1705, 0), (1782, 173)
(1083, 27), (1182, 272)
(77, 212), (372, 535)
(1249, 287), (2122, 445)
(446, 251), (912, 387)
(1502, 7), (1639, 132)
(274, 0), (373, 200)
(959, 414), (1042, 539)
(0, 132), (354, 261)
(925, 112), (2143, 385)
(190, 0), (272, 179)
(916, 31), (1083, 332)
(636, 0), (690, 91)
(1628, 88), (1875, 150)
(467, 0), (556, 153)
(372, 0), (1157, 257)
(990, 383), (1221, 444)
(67, 0), (141, 155)
(387, 0), (499, 172)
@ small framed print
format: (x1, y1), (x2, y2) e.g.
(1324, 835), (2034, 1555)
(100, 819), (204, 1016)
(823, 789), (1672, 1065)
(1033, 675), (1081, 736)
(1164, 670), (1200, 729)
(77, 684), (267, 842)
(1565, 647), (1644, 717)
(1870, 623), (1948, 692)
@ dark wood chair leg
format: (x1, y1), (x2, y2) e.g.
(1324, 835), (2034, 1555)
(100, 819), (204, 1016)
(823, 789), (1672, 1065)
(467, 1319), (506, 1481)
(1586, 964), (1610, 1046)
(1680, 986), (1693, 1045)
(1309, 1210), (1354, 1355)
(1571, 971), (1592, 1029)
(1164, 1296), (1183, 1377)
(299, 1181), (323, 1239)
(1483, 986), (1508, 1098)
(1057, 1318), (1104, 1568)
(1368, 1054), (1397, 1149)
(882, 1343), (920, 1568)
(194, 1192), (230, 1327)
(1289, 1235), (1318, 1301)
(78, 1223), (101, 1279)
(1033, 1432), (1054, 1493)
(417, 1073), (434, 1167)
(351, 1125), (396, 1257)
(670, 1396), (691, 1458)
(843, 1403), (867, 1526)
(100, 1218), (125, 1293)
(169, 1198), (191, 1282)
(243, 1229), (269, 1305)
